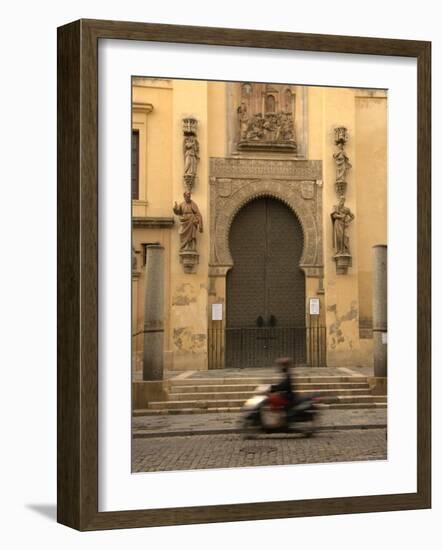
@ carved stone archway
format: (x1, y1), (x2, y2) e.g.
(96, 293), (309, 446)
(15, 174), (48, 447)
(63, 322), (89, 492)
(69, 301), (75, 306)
(207, 157), (324, 369)
(209, 158), (323, 283)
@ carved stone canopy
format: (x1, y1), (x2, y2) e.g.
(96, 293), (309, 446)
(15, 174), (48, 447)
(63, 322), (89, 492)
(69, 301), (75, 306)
(334, 126), (349, 146)
(183, 117), (198, 136)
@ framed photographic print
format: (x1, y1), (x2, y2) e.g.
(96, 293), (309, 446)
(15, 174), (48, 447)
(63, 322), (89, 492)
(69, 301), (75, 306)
(57, 19), (431, 530)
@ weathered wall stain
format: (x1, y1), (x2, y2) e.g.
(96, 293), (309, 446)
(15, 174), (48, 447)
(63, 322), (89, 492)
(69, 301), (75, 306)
(327, 301), (358, 350)
(173, 327), (207, 353)
(172, 283), (197, 306)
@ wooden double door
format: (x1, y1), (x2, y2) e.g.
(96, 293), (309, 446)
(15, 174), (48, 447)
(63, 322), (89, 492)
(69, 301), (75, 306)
(226, 197), (306, 367)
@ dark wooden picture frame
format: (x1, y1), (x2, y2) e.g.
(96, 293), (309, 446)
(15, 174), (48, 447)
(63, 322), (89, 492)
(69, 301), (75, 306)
(57, 19), (431, 531)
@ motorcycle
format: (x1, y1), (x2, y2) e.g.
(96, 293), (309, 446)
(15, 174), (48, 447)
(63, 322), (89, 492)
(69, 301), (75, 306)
(241, 384), (321, 437)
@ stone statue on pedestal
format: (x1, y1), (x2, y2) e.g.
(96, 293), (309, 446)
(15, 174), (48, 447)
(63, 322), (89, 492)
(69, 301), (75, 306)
(173, 191), (203, 273)
(182, 117), (199, 190)
(331, 196), (354, 255)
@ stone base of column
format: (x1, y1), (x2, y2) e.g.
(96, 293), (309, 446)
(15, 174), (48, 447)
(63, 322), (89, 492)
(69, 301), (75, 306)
(143, 331), (164, 381)
(373, 330), (388, 377)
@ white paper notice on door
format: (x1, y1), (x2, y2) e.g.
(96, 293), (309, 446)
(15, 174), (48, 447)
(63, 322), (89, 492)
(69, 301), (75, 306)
(212, 303), (223, 321)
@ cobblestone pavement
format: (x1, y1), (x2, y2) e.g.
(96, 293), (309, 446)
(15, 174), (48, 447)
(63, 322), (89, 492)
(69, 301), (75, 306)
(132, 428), (387, 472)
(132, 409), (387, 438)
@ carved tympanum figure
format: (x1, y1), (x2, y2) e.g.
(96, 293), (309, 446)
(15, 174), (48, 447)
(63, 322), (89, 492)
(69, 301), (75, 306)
(237, 102), (249, 141)
(173, 191), (203, 252)
(331, 196), (355, 255)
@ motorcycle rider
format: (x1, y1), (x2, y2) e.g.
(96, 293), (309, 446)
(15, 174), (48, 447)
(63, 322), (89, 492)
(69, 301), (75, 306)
(271, 357), (297, 413)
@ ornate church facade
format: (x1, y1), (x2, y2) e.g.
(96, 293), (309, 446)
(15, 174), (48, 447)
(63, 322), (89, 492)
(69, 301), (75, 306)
(131, 78), (387, 373)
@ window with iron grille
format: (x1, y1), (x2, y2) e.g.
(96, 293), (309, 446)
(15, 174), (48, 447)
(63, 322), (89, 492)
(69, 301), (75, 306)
(131, 129), (140, 200)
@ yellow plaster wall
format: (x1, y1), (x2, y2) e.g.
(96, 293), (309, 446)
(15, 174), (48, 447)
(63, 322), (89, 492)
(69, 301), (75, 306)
(131, 228), (172, 373)
(320, 87), (361, 366)
(355, 92), (388, 327)
(132, 79), (173, 218)
(169, 80), (209, 370)
(132, 81), (387, 371)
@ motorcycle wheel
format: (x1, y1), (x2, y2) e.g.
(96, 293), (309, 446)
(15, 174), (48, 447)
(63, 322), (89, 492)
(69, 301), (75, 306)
(259, 405), (285, 432)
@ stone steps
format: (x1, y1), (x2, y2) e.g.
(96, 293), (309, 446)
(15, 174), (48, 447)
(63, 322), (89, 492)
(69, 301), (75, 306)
(170, 375), (368, 386)
(134, 401), (387, 416)
(139, 374), (387, 415)
(167, 388), (372, 401)
(148, 394), (386, 410)
(169, 382), (370, 393)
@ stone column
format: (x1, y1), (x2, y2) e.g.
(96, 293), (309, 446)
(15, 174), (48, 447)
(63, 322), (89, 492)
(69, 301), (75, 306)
(143, 244), (165, 381)
(372, 245), (387, 377)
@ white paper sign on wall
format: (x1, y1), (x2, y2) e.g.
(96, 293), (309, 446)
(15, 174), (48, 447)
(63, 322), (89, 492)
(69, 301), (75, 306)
(309, 298), (320, 315)
(212, 303), (223, 321)
(382, 332), (388, 344)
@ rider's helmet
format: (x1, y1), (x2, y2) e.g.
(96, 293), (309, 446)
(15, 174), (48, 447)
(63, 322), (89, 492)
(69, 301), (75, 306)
(275, 357), (292, 373)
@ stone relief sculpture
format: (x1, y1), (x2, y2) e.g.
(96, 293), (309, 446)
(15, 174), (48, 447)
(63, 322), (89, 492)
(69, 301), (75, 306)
(173, 191), (203, 273)
(237, 102), (249, 141)
(182, 117), (199, 190)
(236, 83), (297, 152)
(331, 126), (354, 274)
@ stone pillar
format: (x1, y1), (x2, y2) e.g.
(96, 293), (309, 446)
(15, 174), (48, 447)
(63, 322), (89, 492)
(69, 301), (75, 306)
(143, 244), (165, 381)
(372, 245), (387, 377)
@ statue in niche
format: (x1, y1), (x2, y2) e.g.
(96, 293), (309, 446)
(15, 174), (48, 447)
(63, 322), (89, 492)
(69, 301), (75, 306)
(173, 191), (203, 252)
(331, 196), (355, 255)
(237, 102), (249, 141)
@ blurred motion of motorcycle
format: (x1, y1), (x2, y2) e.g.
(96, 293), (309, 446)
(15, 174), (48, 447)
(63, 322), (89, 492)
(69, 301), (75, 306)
(240, 358), (322, 437)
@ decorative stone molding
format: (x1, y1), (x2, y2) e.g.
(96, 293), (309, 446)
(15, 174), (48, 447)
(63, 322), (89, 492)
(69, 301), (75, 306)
(132, 217), (174, 228)
(209, 157), (323, 282)
(132, 102), (154, 115)
(210, 158), (322, 180)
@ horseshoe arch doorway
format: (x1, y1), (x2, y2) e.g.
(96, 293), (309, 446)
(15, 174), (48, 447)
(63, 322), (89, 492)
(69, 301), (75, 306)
(225, 196), (306, 367)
